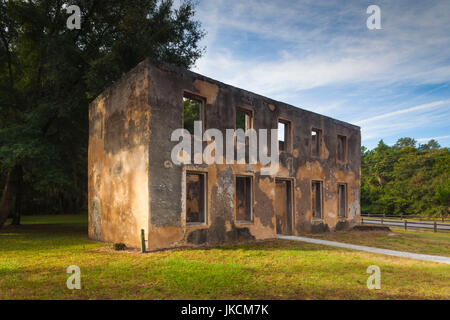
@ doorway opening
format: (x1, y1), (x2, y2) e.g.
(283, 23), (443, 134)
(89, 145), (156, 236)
(275, 179), (293, 235)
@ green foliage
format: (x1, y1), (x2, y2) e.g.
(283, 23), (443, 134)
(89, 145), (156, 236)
(235, 110), (247, 131)
(436, 179), (450, 206)
(183, 97), (200, 134)
(362, 138), (450, 216)
(0, 0), (204, 214)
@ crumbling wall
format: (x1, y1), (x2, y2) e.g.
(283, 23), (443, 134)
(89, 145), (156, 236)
(144, 61), (360, 250)
(88, 60), (361, 250)
(88, 61), (150, 248)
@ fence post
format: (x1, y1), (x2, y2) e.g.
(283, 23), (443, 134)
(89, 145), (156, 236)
(404, 220), (407, 231)
(434, 222), (437, 233)
(381, 217), (383, 225)
(442, 216), (444, 223)
(140, 229), (146, 253)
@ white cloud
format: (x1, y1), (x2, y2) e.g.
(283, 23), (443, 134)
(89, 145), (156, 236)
(355, 100), (450, 126)
(417, 135), (450, 143)
(357, 100), (450, 140)
(194, 0), (450, 93)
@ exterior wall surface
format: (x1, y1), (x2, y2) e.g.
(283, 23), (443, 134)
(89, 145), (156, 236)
(88, 62), (150, 248)
(88, 59), (361, 250)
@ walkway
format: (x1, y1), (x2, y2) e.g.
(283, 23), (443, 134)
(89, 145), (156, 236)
(276, 234), (450, 264)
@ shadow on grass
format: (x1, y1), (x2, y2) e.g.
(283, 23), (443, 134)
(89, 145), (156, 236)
(1, 223), (86, 235)
(176, 239), (344, 253)
(0, 220), (352, 255)
(0, 223), (91, 253)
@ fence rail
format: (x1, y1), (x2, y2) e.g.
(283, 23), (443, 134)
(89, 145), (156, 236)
(361, 216), (450, 232)
(361, 213), (450, 222)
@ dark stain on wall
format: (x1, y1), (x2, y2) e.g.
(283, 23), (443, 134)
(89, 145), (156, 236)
(311, 223), (330, 233)
(186, 223), (255, 245)
(103, 65), (150, 155)
(187, 228), (208, 244)
(254, 175), (275, 229)
(335, 221), (350, 231)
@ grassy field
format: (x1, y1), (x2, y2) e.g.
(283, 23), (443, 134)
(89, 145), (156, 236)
(298, 229), (450, 257)
(0, 215), (449, 300)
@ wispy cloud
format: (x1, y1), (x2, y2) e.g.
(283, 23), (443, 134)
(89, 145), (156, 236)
(357, 100), (450, 140)
(355, 100), (450, 126)
(195, 0), (450, 90)
(192, 0), (450, 148)
(417, 135), (450, 143)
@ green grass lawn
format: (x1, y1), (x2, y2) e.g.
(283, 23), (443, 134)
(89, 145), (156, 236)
(299, 229), (450, 257)
(0, 215), (449, 300)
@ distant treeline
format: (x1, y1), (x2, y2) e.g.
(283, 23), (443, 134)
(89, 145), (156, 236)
(361, 138), (450, 216)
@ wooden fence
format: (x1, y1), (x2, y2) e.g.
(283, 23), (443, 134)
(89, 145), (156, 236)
(361, 213), (450, 222)
(361, 215), (450, 232)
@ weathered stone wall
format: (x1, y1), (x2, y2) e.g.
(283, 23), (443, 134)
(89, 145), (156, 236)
(144, 61), (361, 250)
(88, 61), (150, 248)
(88, 60), (360, 250)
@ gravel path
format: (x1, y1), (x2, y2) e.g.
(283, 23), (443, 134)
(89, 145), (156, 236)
(277, 234), (450, 264)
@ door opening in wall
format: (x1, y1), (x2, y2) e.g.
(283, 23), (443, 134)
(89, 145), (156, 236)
(275, 179), (293, 235)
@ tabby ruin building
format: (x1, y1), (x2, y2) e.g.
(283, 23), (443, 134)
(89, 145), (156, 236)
(88, 60), (361, 250)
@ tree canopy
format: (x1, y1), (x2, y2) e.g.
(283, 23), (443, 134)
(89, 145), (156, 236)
(361, 138), (450, 216)
(0, 0), (205, 227)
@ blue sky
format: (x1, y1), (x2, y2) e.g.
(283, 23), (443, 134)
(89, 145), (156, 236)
(187, 0), (450, 149)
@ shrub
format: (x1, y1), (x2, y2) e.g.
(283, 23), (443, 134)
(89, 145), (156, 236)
(113, 243), (127, 251)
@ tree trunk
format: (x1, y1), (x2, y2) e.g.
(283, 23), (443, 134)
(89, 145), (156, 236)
(11, 165), (23, 225)
(0, 165), (22, 229)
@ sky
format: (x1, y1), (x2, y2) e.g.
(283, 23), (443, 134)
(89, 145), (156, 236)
(187, 0), (450, 149)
